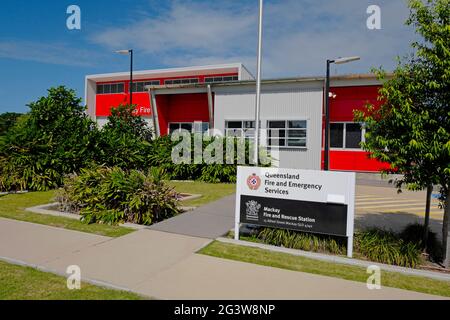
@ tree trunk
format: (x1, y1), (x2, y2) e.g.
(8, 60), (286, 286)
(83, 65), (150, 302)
(443, 188), (450, 268)
(423, 184), (433, 252)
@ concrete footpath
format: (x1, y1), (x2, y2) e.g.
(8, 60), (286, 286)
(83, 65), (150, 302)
(0, 217), (447, 300)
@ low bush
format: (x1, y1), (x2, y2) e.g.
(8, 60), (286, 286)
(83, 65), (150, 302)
(355, 228), (422, 268)
(399, 223), (443, 262)
(256, 228), (347, 255)
(148, 133), (271, 183)
(56, 166), (180, 226)
(251, 226), (424, 268)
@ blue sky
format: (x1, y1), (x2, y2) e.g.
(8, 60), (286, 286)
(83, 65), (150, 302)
(0, 0), (415, 113)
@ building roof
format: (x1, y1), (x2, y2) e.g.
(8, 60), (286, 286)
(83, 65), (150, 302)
(86, 63), (248, 82)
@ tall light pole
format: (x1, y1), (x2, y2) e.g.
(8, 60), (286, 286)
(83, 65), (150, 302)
(324, 56), (360, 171)
(116, 49), (134, 105)
(254, 0), (264, 166)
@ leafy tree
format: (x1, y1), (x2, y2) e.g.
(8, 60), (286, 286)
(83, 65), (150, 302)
(98, 104), (153, 170)
(355, 0), (450, 266)
(0, 86), (100, 191)
(0, 112), (22, 136)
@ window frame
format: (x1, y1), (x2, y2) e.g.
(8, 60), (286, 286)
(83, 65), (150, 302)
(267, 119), (308, 149)
(96, 82), (126, 95)
(225, 120), (258, 140)
(168, 122), (209, 134)
(164, 78), (199, 85)
(330, 122), (366, 151)
(205, 75), (239, 83)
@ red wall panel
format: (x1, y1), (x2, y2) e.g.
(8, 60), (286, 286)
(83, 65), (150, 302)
(329, 150), (391, 172)
(329, 86), (382, 122)
(327, 85), (387, 172)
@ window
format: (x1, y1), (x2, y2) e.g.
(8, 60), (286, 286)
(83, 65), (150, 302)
(168, 122), (209, 134)
(131, 80), (160, 92)
(225, 121), (256, 139)
(268, 120), (307, 148)
(205, 76), (239, 83)
(330, 122), (364, 149)
(164, 78), (199, 85)
(96, 83), (125, 94)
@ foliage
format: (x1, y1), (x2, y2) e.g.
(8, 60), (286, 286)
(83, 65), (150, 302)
(256, 228), (346, 255)
(0, 87), (101, 192)
(0, 112), (22, 136)
(354, 0), (450, 265)
(149, 133), (271, 183)
(253, 226), (425, 268)
(56, 166), (180, 226)
(400, 223), (443, 262)
(355, 229), (422, 268)
(98, 104), (153, 170)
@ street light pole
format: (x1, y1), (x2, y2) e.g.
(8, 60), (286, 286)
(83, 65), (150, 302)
(254, 0), (263, 166)
(324, 60), (332, 171)
(129, 49), (133, 106)
(116, 49), (134, 106)
(323, 56), (360, 171)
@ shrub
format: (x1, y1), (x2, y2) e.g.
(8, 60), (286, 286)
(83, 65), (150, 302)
(355, 228), (422, 268)
(98, 105), (153, 170)
(56, 166), (180, 226)
(256, 228), (347, 255)
(399, 223), (443, 262)
(0, 87), (101, 191)
(148, 133), (271, 183)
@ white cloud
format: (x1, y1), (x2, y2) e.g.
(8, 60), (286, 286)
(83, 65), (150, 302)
(91, 0), (416, 77)
(0, 40), (101, 67)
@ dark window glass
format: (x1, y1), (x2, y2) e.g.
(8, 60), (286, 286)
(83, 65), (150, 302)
(103, 84), (111, 94)
(165, 80), (173, 85)
(232, 76), (239, 81)
(223, 76), (233, 81)
(190, 78), (199, 83)
(112, 84), (119, 93)
(117, 83), (124, 93)
(181, 79), (190, 84)
(169, 123), (179, 134)
(226, 121), (243, 129)
(289, 120), (307, 129)
(288, 139), (306, 147)
(205, 78), (213, 83)
(214, 77), (223, 82)
(97, 85), (104, 94)
(202, 123), (209, 132)
(268, 121), (285, 129)
(330, 123), (344, 148)
(243, 121), (255, 129)
(288, 130), (306, 138)
(180, 123), (192, 132)
(173, 79), (181, 84)
(345, 123), (362, 149)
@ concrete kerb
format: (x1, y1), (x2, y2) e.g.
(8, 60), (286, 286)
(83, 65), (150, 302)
(0, 255), (141, 296)
(26, 203), (147, 230)
(25, 202), (199, 231)
(217, 237), (450, 282)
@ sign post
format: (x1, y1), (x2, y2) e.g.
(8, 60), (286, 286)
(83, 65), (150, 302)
(234, 166), (355, 258)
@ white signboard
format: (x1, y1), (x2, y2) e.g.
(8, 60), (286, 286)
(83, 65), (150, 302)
(235, 166), (356, 257)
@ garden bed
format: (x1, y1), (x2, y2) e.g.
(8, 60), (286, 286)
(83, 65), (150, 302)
(26, 192), (201, 230)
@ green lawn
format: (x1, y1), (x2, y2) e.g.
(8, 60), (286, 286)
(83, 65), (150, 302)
(168, 181), (236, 207)
(0, 260), (143, 300)
(0, 191), (134, 238)
(199, 241), (450, 298)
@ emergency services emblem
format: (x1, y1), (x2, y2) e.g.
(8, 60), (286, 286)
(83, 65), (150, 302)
(246, 174), (261, 190)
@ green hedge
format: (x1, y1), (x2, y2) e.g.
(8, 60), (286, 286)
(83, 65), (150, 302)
(250, 224), (436, 268)
(56, 166), (180, 226)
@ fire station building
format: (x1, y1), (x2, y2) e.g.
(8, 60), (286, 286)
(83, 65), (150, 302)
(85, 63), (389, 173)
